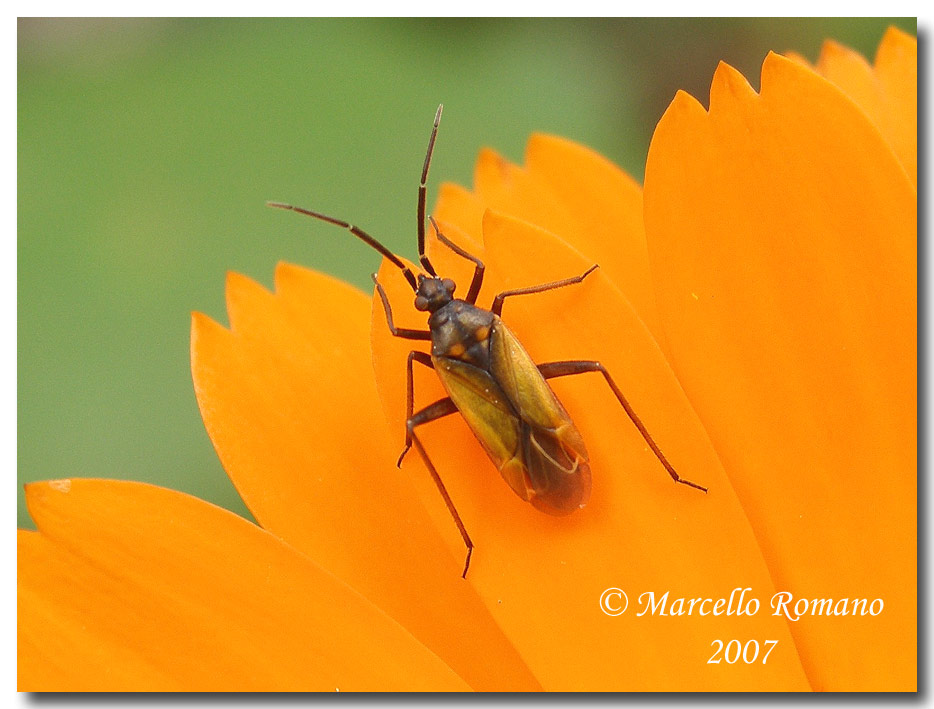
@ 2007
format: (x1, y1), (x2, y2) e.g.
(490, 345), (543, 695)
(708, 639), (778, 664)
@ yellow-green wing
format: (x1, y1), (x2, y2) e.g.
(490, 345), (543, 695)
(489, 317), (571, 430)
(489, 317), (591, 514)
(432, 356), (531, 501)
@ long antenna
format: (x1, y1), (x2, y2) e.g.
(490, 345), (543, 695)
(266, 202), (418, 291)
(417, 104), (443, 276)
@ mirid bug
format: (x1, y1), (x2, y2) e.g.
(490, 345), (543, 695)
(269, 105), (706, 578)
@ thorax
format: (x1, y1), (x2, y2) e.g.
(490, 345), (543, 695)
(428, 300), (496, 370)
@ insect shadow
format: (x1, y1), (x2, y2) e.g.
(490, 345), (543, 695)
(269, 105), (706, 578)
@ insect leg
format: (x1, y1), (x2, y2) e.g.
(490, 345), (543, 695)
(406, 402), (474, 578)
(491, 264), (599, 317)
(371, 273), (432, 340)
(417, 104), (444, 276)
(403, 396), (459, 466)
(538, 360), (708, 493)
(397, 352), (455, 466)
(428, 216), (485, 304)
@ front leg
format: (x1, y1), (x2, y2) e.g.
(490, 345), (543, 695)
(429, 216), (485, 305)
(372, 273), (431, 340)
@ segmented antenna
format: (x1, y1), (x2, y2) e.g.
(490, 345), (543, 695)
(266, 202), (418, 291)
(417, 104), (443, 276)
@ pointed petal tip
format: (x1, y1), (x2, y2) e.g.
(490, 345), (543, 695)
(665, 89), (708, 121)
(881, 24), (916, 48)
(525, 132), (568, 155)
(527, 130), (554, 143)
(475, 147), (515, 182)
(820, 38), (848, 56)
(761, 50), (792, 77)
(875, 25), (917, 69)
(816, 40), (870, 74)
(190, 311), (229, 346)
(225, 269), (265, 295)
(436, 180), (478, 205)
(272, 260), (302, 291)
(710, 60), (756, 107)
(191, 309), (216, 329)
(783, 50), (812, 67)
(525, 132), (624, 178)
(760, 49), (819, 92)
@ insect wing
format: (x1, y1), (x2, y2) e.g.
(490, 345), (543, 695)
(432, 357), (525, 492)
(516, 421), (591, 515)
(489, 319), (591, 515)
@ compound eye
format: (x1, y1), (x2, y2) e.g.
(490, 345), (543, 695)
(414, 295), (429, 311)
(442, 278), (456, 294)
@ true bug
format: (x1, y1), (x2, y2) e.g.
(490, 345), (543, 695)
(269, 105), (706, 578)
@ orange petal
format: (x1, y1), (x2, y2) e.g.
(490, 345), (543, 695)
(813, 28), (916, 185)
(472, 147), (581, 243)
(18, 479), (469, 691)
(783, 50), (811, 67)
(433, 182), (486, 245)
(191, 264), (540, 691)
(523, 134), (662, 340)
(872, 28), (917, 184)
(372, 212), (810, 690)
(644, 54), (915, 691)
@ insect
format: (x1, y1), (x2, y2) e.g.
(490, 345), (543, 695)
(269, 105), (706, 578)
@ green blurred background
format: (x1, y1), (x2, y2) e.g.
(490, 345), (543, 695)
(18, 18), (916, 528)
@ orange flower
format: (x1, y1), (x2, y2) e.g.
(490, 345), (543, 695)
(19, 29), (915, 691)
